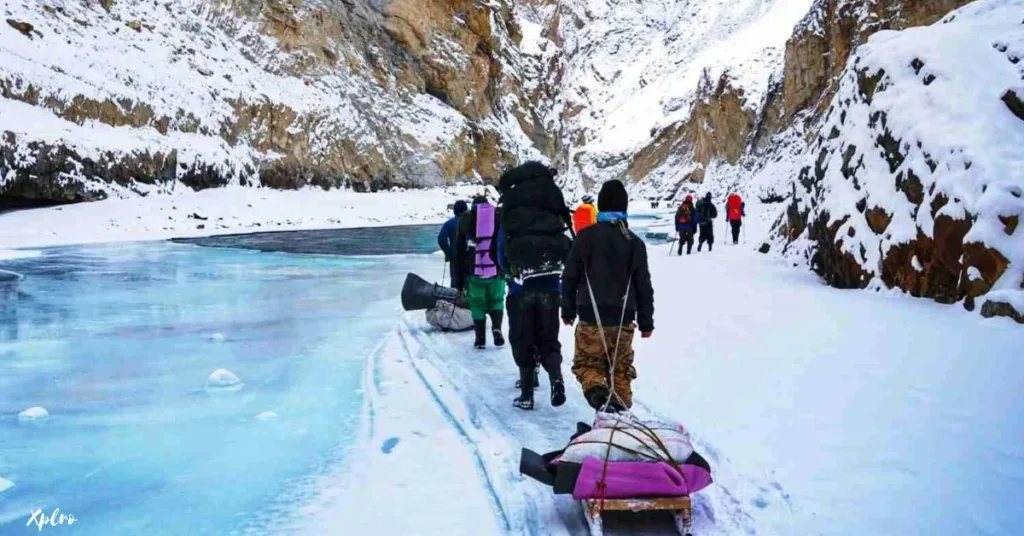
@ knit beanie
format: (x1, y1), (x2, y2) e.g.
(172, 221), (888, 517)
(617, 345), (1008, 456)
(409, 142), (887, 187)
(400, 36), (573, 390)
(597, 180), (628, 213)
(453, 200), (468, 216)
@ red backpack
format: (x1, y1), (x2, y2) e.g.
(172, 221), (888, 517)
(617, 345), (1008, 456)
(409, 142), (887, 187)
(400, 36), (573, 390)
(677, 203), (693, 224)
(727, 194), (743, 221)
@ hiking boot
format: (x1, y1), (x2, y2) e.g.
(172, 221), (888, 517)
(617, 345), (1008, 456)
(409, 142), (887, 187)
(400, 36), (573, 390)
(550, 379), (566, 407)
(513, 367), (535, 410)
(515, 367), (540, 390)
(473, 319), (486, 349)
(489, 310), (505, 347)
(513, 394), (534, 410)
(599, 399), (626, 414)
(585, 386), (611, 411)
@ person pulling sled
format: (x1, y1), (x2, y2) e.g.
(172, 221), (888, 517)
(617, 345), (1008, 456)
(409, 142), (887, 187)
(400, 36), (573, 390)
(497, 162), (574, 410)
(454, 195), (506, 350)
(437, 200), (468, 284)
(562, 180), (654, 413)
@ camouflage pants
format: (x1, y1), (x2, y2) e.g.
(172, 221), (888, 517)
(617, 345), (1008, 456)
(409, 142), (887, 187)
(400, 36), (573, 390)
(571, 322), (637, 408)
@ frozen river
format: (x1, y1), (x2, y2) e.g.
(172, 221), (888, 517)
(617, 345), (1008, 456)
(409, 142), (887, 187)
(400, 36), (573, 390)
(0, 226), (440, 534)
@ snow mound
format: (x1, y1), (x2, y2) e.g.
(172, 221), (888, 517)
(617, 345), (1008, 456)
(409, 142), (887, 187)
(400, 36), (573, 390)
(0, 477), (13, 493)
(204, 369), (243, 393)
(254, 411), (278, 421)
(209, 333), (226, 342)
(18, 406), (49, 424)
(780, 0), (1024, 318)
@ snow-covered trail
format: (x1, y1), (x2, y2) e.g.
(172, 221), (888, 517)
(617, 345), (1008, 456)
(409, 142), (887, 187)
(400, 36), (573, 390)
(387, 317), (778, 532)
(304, 225), (1023, 535)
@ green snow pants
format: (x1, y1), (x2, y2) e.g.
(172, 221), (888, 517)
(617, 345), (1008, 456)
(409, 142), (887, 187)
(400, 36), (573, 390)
(466, 276), (506, 321)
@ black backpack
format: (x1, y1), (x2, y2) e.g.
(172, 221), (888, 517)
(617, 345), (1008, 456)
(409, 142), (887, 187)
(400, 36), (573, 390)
(697, 199), (716, 222)
(498, 162), (572, 279)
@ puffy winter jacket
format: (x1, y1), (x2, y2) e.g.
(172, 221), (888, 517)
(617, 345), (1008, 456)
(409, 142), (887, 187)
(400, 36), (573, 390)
(696, 198), (717, 226)
(674, 202), (696, 232)
(561, 220), (654, 332)
(573, 203), (597, 233)
(437, 216), (460, 260)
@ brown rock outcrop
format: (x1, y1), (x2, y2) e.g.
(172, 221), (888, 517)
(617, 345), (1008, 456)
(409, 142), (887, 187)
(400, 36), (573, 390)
(627, 71), (754, 182)
(780, 0), (972, 126)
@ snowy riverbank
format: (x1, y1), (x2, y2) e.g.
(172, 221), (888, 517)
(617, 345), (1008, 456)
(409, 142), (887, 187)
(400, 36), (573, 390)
(312, 240), (1024, 535)
(0, 184), (490, 251)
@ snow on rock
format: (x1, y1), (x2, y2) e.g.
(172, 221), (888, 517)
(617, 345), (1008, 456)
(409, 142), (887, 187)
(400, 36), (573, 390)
(0, 0), (546, 206)
(204, 369), (243, 393)
(254, 411), (278, 421)
(549, 0), (815, 189)
(17, 406), (49, 424)
(776, 0), (1024, 322)
(0, 477), (13, 493)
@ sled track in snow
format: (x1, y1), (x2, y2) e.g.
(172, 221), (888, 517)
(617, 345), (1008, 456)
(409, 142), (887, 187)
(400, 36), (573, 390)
(393, 322), (515, 533)
(383, 316), (781, 535)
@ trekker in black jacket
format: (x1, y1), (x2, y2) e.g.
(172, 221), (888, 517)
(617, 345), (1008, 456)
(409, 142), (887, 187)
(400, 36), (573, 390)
(561, 179), (654, 412)
(696, 192), (718, 252)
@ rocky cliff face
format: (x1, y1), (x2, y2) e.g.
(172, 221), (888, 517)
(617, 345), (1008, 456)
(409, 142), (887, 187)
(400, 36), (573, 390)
(531, 0), (814, 195)
(599, 0), (977, 204)
(0, 0), (547, 208)
(780, 0), (973, 125)
(772, 0), (1024, 323)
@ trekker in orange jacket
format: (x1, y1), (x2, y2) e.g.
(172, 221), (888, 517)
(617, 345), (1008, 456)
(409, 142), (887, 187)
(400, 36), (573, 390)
(573, 195), (597, 233)
(725, 193), (745, 244)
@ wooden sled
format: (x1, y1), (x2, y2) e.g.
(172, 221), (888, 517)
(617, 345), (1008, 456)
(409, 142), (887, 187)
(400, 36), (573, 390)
(582, 496), (693, 536)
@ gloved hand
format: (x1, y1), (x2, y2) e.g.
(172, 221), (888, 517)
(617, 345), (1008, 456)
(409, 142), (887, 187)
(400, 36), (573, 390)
(641, 330), (653, 338)
(562, 317), (575, 327)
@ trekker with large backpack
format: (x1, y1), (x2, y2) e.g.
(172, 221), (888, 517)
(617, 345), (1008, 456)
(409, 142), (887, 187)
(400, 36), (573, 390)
(454, 195), (507, 350)
(726, 193), (745, 244)
(561, 180), (655, 413)
(674, 195), (697, 255)
(497, 162), (572, 410)
(695, 193), (718, 252)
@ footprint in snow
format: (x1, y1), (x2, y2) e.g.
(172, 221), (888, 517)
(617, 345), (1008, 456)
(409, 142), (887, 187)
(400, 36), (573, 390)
(381, 437), (400, 454)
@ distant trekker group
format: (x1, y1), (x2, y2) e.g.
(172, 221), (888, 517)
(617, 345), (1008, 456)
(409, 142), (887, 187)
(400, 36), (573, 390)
(673, 192), (745, 255)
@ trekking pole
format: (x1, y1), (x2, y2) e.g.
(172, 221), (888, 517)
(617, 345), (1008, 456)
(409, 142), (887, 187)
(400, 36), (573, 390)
(667, 231), (678, 256)
(743, 219), (747, 244)
(441, 260), (448, 286)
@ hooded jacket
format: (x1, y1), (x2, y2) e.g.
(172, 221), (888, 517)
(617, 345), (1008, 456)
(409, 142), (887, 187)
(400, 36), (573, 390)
(560, 219), (654, 332)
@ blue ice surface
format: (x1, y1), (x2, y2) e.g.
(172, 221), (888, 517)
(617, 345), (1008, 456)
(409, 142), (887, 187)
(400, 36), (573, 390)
(0, 226), (441, 535)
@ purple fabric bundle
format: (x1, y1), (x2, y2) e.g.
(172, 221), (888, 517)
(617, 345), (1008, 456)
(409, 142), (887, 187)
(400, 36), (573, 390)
(518, 420), (714, 501)
(571, 457), (713, 499)
(474, 203), (497, 278)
